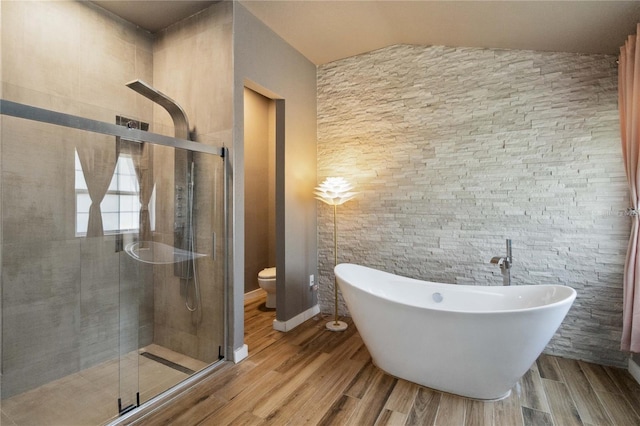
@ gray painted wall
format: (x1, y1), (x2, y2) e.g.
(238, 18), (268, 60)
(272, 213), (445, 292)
(233, 3), (318, 348)
(317, 44), (628, 367)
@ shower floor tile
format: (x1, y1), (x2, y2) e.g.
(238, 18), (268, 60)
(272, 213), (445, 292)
(0, 344), (206, 426)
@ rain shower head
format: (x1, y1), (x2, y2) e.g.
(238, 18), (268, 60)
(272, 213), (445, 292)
(126, 79), (190, 140)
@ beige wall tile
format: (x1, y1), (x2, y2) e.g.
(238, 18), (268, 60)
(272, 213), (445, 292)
(1, 0), (155, 399)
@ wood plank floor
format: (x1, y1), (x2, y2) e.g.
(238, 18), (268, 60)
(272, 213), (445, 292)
(127, 292), (640, 426)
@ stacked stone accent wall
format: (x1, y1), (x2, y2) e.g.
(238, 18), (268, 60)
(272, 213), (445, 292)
(317, 44), (628, 367)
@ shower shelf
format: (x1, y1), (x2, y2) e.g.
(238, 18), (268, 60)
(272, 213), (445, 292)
(124, 241), (207, 264)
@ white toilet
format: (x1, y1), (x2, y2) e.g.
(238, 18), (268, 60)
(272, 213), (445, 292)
(258, 267), (276, 309)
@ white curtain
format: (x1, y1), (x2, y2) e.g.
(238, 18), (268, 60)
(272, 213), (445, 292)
(76, 135), (117, 237)
(132, 143), (154, 243)
(619, 23), (640, 353)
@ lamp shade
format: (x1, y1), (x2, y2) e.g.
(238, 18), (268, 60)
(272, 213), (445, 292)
(314, 177), (357, 206)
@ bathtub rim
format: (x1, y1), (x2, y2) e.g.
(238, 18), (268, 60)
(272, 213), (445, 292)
(334, 262), (577, 315)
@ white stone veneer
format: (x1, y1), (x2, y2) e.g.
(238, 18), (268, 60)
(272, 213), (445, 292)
(317, 44), (628, 367)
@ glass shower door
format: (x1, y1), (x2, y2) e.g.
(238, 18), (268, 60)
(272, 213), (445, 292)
(1, 100), (227, 425)
(118, 232), (141, 415)
(114, 143), (227, 411)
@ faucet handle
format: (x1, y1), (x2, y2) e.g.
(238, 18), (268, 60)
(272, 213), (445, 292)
(502, 258), (511, 270)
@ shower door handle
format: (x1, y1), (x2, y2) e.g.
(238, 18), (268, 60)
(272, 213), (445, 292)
(212, 232), (216, 260)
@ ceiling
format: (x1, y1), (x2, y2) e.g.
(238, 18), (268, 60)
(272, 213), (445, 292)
(91, 1), (217, 33)
(92, 1), (640, 65)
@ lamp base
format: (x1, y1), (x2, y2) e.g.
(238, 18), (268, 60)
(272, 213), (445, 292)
(326, 320), (348, 332)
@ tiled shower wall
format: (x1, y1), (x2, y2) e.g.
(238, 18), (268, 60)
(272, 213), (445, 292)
(0, 1), (154, 397)
(151, 1), (232, 364)
(317, 45), (629, 367)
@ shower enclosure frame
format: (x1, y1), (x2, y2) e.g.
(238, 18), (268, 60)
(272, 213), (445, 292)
(0, 100), (221, 156)
(0, 98), (230, 423)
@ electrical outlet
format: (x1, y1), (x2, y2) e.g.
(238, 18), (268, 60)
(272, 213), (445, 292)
(309, 274), (315, 287)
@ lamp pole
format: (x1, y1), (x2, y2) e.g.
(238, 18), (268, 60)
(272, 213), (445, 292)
(314, 177), (356, 332)
(325, 200), (348, 331)
(332, 204), (340, 326)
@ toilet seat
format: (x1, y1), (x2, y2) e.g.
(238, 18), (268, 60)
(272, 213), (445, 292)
(258, 267), (276, 279)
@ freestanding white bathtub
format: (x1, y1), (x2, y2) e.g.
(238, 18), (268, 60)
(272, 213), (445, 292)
(335, 263), (576, 400)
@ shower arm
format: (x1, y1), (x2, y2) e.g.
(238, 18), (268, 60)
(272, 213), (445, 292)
(126, 79), (190, 140)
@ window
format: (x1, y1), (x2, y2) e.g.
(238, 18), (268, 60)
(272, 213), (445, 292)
(75, 150), (155, 236)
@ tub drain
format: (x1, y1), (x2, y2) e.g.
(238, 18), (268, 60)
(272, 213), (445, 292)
(432, 292), (443, 303)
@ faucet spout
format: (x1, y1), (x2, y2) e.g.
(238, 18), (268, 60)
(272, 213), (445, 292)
(490, 256), (504, 265)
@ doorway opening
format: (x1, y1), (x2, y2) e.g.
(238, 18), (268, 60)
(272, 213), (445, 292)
(243, 87), (277, 317)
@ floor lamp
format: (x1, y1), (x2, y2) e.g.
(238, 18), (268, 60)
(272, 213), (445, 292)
(314, 177), (357, 332)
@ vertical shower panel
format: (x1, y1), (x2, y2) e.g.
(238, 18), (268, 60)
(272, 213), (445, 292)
(0, 104), (226, 424)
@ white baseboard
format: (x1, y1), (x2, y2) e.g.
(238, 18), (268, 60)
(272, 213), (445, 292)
(244, 288), (266, 302)
(273, 305), (320, 332)
(233, 344), (249, 363)
(629, 356), (640, 385)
